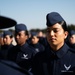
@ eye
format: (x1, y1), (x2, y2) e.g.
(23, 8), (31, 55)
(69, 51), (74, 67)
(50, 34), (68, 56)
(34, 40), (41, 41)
(53, 30), (58, 32)
(53, 29), (59, 33)
(19, 34), (21, 36)
(15, 33), (21, 36)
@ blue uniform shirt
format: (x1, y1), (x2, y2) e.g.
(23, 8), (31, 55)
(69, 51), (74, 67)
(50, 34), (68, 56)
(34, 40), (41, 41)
(32, 43), (75, 75)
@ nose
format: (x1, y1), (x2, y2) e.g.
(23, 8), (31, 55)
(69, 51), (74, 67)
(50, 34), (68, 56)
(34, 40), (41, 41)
(16, 35), (19, 39)
(50, 30), (54, 36)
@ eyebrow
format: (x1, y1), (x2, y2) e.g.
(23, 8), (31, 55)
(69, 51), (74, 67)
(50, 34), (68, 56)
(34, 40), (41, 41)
(47, 27), (60, 30)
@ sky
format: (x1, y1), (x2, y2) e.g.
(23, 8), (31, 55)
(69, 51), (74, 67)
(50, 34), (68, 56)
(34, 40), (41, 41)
(0, 0), (75, 30)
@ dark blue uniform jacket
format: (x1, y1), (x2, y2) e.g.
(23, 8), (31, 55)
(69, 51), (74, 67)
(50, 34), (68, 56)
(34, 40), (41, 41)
(0, 44), (14, 60)
(30, 42), (45, 54)
(8, 43), (36, 70)
(32, 43), (75, 75)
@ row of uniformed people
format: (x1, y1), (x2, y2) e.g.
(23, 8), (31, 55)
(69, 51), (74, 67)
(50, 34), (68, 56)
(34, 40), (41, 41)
(0, 16), (33, 75)
(1, 12), (75, 75)
(0, 24), (75, 61)
(0, 24), (74, 74)
(0, 24), (48, 71)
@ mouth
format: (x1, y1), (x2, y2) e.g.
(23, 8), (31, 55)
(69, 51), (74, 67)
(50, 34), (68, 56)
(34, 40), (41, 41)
(50, 38), (56, 40)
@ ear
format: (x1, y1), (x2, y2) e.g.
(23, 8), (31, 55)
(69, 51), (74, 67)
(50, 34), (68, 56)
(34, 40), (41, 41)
(64, 31), (68, 39)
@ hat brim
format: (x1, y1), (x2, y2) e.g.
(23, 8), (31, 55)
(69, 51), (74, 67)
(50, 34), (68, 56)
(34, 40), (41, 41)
(0, 16), (17, 29)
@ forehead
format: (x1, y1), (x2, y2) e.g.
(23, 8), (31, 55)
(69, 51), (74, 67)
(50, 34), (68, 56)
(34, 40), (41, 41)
(47, 23), (62, 29)
(15, 31), (25, 34)
(4, 35), (10, 38)
(32, 36), (37, 38)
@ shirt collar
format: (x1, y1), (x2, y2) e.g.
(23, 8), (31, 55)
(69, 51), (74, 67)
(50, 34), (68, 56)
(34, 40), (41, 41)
(18, 42), (29, 51)
(55, 43), (69, 58)
(47, 43), (69, 59)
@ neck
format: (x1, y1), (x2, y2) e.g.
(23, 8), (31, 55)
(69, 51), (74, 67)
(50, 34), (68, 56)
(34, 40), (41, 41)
(50, 42), (64, 51)
(18, 41), (26, 46)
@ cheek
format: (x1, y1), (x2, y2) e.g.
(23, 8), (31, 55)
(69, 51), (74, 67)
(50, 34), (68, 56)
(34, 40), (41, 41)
(21, 36), (27, 41)
(58, 31), (66, 38)
(58, 34), (65, 40)
(58, 33), (64, 37)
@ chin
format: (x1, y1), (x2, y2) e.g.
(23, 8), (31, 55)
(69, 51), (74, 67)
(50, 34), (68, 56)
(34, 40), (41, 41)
(50, 43), (57, 46)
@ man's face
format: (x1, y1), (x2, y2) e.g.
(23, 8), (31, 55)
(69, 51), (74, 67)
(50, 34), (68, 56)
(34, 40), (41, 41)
(15, 31), (27, 46)
(3, 35), (13, 45)
(46, 23), (68, 50)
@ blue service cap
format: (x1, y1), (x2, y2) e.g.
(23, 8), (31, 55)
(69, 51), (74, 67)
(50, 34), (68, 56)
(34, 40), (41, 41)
(15, 24), (27, 33)
(46, 12), (65, 27)
(3, 30), (13, 37)
(31, 32), (37, 36)
(69, 30), (75, 36)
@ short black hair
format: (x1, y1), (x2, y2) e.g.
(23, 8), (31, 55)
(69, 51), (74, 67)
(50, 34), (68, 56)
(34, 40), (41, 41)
(58, 21), (68, 31)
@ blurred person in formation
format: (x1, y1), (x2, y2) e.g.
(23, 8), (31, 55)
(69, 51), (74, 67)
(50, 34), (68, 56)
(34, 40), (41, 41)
(37, 31), (49, 48)
(8, 23), (36, 71)
(29, 32), (45, 54)
(0, 30), (14, 60)
(31, 12), (75, 75)
(66, 30), (75, 49)
(37, 30), (44, 37)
